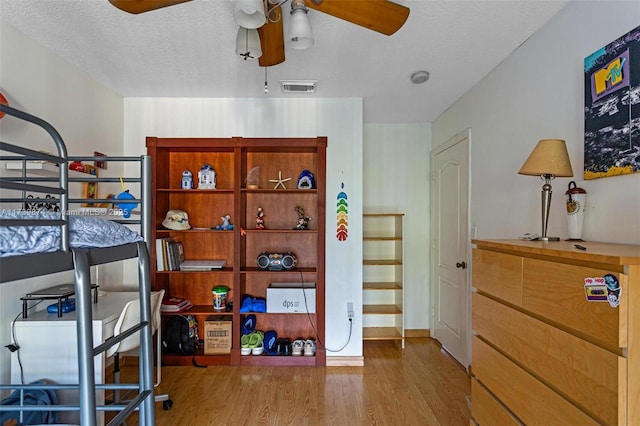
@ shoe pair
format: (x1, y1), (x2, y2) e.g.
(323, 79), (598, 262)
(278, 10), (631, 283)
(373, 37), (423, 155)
(292, 338), (316, 356)
(241, 331), (264, 356)
(275, 338), (292, 356)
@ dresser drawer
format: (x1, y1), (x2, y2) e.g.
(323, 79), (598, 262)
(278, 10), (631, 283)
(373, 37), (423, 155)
(471, 378), (521, 425)
(472, 249), (523, 305)
(522, 258), (626, 350)
(472, 336), (600, 425)
(473, 293), (623, 425)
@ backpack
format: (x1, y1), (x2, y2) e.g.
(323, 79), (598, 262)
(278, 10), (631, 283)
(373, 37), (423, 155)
(162, 315), (198, 355)
(0, 380), (58, 425)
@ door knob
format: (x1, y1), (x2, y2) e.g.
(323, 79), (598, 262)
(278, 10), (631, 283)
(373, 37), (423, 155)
(456, 261), (467, 269)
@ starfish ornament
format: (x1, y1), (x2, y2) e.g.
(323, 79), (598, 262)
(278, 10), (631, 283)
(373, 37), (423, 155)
(269, 170), (292, 189)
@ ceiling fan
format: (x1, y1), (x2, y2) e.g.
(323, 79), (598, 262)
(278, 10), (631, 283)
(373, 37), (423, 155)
(108, 0), (410, 67)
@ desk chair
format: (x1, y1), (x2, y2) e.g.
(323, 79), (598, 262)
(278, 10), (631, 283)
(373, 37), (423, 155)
(106, 289), (172, 410)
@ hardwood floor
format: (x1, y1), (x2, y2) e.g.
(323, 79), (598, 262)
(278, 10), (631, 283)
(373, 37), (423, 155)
(112, 338), (471, 425)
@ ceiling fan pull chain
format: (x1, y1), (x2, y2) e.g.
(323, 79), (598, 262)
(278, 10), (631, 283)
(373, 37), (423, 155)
(264, 68), (269, 94)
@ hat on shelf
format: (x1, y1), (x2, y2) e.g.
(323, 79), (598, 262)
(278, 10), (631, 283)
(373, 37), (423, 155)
(162, 209), (191, 230)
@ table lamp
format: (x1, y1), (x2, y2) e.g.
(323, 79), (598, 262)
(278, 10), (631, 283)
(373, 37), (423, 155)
(518, 139), (573, 241)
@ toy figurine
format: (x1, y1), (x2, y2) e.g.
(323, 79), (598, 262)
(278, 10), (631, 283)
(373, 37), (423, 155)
(214, 214), (234, 230)
(294, 206), (310, 230)
(297, 169), (315, 189)
(256, 207), (265, 230)
(181, 170), (193, 189)
(198, 163), (216, 189)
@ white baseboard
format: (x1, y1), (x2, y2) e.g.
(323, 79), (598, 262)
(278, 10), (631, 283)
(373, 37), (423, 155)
(326, 356), (364, 367)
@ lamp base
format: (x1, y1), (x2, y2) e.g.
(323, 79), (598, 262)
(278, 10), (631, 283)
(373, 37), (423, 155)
(539, 236), (561, 241)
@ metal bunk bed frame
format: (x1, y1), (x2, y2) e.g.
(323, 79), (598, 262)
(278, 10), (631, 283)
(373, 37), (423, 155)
(0, 103), (156, 425)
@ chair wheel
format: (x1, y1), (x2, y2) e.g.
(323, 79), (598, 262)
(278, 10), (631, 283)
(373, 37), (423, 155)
(163, 399), (173, 410)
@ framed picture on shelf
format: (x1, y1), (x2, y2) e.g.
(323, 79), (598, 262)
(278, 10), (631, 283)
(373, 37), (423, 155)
(81, 165), (98, 207)
(94, 151), (107, 170)
(82, 182), (98, 207)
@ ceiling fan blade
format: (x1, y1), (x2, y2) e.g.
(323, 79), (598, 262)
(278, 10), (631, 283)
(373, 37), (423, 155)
(257, 5), (285, 67)
(306, 0), (409, 36)
(108, 0), (192, 14)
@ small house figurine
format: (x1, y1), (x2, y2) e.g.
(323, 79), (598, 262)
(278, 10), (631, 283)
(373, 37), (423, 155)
(198, 164), (216, 190)
(294, 206), (310, 230)
(181, 170), (193, 189)
(256, 207), (265, 229)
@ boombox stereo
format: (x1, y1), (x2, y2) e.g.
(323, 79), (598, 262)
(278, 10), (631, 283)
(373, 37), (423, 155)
(257, 252), (297, 271)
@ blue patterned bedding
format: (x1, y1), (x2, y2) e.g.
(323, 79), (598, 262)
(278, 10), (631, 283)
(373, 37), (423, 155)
(0, 210), (143, 257)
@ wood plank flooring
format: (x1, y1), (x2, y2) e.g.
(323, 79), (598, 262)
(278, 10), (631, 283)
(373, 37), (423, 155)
(111, 337), (471, 425)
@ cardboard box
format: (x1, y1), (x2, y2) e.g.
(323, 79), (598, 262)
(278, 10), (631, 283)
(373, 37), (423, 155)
(266, 283), (316, 313)
(203, 318), (232, 354)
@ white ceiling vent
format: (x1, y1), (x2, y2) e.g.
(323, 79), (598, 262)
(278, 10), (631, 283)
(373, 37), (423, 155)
(280, 80), (317, 93)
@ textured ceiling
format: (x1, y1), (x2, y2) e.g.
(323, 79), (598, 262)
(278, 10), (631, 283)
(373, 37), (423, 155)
(0, 0), (569, 123)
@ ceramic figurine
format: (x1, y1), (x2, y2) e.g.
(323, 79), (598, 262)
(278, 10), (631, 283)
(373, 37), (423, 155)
(294, 206), (310, 230)
(181, 170), (193, 189)
(256, 207), (265, 230)
(198, 163), (216, 189)
(214, 214), (234, 230)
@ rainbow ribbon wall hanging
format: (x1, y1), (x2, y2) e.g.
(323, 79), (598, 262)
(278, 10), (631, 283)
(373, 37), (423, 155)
(336, 183), (348, 241)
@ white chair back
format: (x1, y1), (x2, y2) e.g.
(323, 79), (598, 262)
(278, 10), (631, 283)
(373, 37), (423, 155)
(106, 289), (165, 358)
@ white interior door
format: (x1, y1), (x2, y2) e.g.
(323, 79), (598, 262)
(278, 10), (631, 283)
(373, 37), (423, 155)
(430, 130), (470, 368)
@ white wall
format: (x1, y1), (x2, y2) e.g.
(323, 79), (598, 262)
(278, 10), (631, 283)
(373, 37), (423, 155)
(121, 97), (364, 356)
(0, 23), (124, 390)
(433, 1), (640, 245)
(363, 124), (431, 330)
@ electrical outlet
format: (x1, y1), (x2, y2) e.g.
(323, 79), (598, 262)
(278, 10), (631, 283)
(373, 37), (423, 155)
(347, 302), (354, 320)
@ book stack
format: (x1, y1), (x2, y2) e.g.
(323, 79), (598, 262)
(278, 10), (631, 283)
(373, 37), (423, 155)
(160, 297), (193, 313)
(155, 237), (185, 271)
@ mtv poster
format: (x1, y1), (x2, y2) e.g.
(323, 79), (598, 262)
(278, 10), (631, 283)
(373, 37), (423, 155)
(584, 25), (640, 180)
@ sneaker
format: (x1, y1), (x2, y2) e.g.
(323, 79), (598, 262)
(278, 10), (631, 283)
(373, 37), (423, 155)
(281, 339), (292, 356)
(291, 339), (304, 356)
(303, 339), (316, 356)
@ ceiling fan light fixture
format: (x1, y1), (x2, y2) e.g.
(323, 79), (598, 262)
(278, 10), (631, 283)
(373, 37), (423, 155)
(234, 0), (266, 29)
(236, 27), (262, 60)
(288, 0), (313, 50)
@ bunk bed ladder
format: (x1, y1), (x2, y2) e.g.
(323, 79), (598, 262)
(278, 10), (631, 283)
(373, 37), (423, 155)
(72, 241), (155, 426)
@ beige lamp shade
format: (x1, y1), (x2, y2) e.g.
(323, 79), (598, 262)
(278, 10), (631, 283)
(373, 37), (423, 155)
(518, 139), (574, 177)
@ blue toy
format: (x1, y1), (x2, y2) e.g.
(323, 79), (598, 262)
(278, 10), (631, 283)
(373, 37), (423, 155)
(181, 170), (193, 189)
(116, 190), (138, 219)
(214, 214), (234, 230)
(297, 169), (315, 189)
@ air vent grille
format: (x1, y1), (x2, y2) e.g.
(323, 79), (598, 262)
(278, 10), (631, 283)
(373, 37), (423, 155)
(280, 80), (317, 93)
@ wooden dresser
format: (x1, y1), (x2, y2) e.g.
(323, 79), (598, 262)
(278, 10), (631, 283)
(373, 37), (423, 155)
(470, 239), (640, 425)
